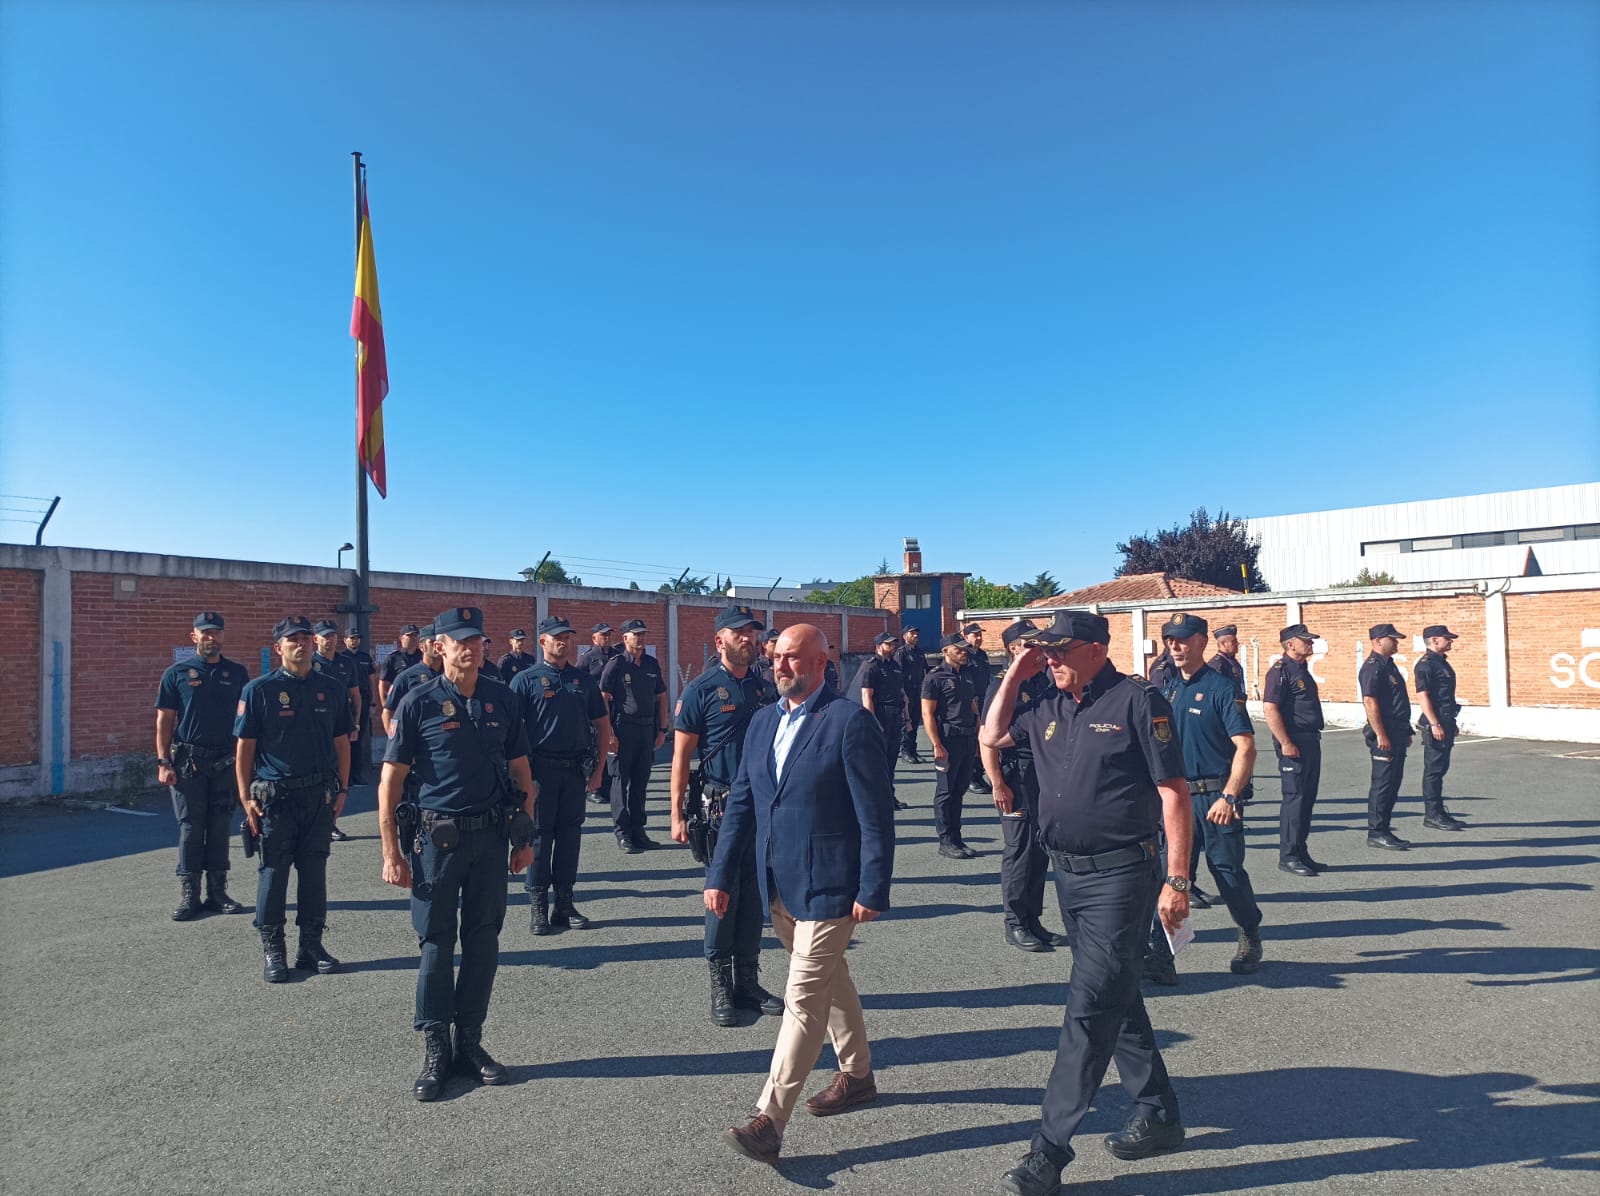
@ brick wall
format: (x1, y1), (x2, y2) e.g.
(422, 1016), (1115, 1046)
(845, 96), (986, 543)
(369, 586), (538, 653)
(0, 568), (42, 766)
(1505, 589), (1600, 709)
(1300, 595), (1487, 705)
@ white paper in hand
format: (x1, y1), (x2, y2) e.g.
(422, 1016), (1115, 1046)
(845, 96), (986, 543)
(1164, 916), (1195, 958)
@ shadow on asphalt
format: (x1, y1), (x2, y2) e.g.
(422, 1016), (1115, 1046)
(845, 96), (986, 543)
(1261, 879), (1592, 904)
(1139, 945), (1600, 994)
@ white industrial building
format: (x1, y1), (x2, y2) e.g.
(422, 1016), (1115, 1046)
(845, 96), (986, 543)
(1247, 483), (1600, 592)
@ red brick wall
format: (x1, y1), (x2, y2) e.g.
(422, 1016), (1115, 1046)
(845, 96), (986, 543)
(0, 568), (43, 766)
(675, 603), (721, 689)
(1505, 590), (1600, 709)
(1300, 595), (1487, 704)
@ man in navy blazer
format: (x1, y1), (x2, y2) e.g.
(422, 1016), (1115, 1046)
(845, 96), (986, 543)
(707, 624), (896, 1165)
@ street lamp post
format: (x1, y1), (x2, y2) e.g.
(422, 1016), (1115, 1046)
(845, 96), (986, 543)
(338, 542), (355, 569)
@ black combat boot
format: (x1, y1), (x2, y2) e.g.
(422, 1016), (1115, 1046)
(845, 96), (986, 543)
(294, 920), (341, 975)
(259, 925), (289, 984)
(453, 1023), (508, 1085)
(709, 959), (738, 1027)
(553, 888), (591, 930)
(202, 871), (243, 914)
(172, 873), (202, 922)
(732, 956), (784, 1015)
(413, 1027), (452, 1101)
(529, 888), (552, 936)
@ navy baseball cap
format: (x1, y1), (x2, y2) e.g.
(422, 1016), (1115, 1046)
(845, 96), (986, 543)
(1422, 624), (1459, 640)
(1280, 624), (1316, 644)
(194, 612), (224, 631)
(591, 623), (613, 634)
(434, 607), (484, 640)
(1162, 612), (1209, 640)
(1213, 624), (1238, 638)
(399, 624), (420, 636)
(620, 618), (647, 634)
(537, 616), (575, 637)
(873, 631), (900, 646)
(1028, 611), (1111, 646)
(1000, 620), (1037, 648)
(939, 632), (969, 649)
(715, 605), (764, 633)
(311, 619), (339, 636)
(272, 615), (314, 640)
(962, 623), (983, 635)
(418, 624), (435, 640)
(1369, 622), (1404, 641)
(344, 626), (362, 637)
(508, 628), (528, 640)
(762, 628), (780, 643)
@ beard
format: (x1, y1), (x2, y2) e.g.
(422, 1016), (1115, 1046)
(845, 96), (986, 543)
(776, 672), (811, 700)
(722, 642), (754, 668)
(196, 642), (220, 661)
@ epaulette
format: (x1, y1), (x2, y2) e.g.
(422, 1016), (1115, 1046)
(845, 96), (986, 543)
(1127, 675), (1157, 692)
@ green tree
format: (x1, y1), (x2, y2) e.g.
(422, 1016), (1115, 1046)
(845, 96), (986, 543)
(1329, 568), (1399, 588)
(659, 574), (712, 594)
(1115, 507), (1268, 592)
(531, 558), (581, 585)
(1014, 571), (1060, 603)
(806, 576), (877, 607)
(628, 581), (640, 591)
(963, 576), (1021, 609)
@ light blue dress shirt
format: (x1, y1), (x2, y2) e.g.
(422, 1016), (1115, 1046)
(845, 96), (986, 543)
(772, 684), (827, 782)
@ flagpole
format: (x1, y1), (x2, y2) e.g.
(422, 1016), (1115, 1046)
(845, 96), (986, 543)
(351, 151), (372, 648)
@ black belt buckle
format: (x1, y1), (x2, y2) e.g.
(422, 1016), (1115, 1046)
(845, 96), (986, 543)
(427, 816), (459, 852)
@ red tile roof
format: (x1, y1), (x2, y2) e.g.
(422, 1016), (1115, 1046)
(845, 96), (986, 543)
(1026, 572), (1238, 607)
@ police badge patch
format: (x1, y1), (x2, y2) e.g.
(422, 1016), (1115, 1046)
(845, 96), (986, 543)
(1152, 716), (1172, 744)
(441, 699), (457, 717)
(1045, 720), (1057, 741)
(277, 691), (290, 707)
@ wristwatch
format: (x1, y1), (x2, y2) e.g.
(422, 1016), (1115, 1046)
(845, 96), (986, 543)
(157, 757), (173, 767)
(1164, 876), (1191, 892)
(1222, 792), (1240, 807)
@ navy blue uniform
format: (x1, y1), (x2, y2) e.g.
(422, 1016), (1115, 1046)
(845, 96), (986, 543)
(895, 642), (928, 758)
(583, 643), (622, 683)
(1263, 656), (1324, 864)
(850, 653), (907, 793)
(675, 661), (778, 962)
(387, 673), (530, 1032)
(385, 660), (442, 718)
(478, 658), (502, 681)
(156, 655), (249, 876)
(1010, 663), (1185, 1167)
(234, 667), (353, 930)
(1414, 650), (1459, 815)
(922, 662), (978, 848)
(987, 671), (1055, 937)
(1360, 653), (1413, 835)
(338, 647), (376, 784)
(1208, 651), (1245, 694)
(511, 662), (607, 892)
(498, 650), (538, 685)
(1148, 650), (1178, 692)
(382, 647), (423, 690)
(601, 651), (667, 844)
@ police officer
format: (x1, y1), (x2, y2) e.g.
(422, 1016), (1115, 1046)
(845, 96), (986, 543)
(583, 622), (622, 684)
(155, 612), (250, 921)
(850, 631), (910, 810)
(922, 633), (978, 859)
(339, 626), (376, 786)
(314, 620), (361, 842)
(478, 637), (502, 681)
(1414, 624), (1467, 832)
(600, 618), (669, 853)
(1208, 625), (1246, 694)
(1263, 624), (1325, 876)
(753, 627), (779, 688)
(895, 626), (928, 762)
(498, 629), (537, 684)
(1147, 646), (1178, 691)
(1360, 622), (1414, 851)
(981, 611), (1191, 1194)
(962, 624), (994, 793)
(234, 616), (353, 984)
(669, 605), (783, 1026)
(378, 623), (423, 710)
(382, 625), (443, 737)
(1145, 614), (1262, 983)
(379, 606), (536, 1101)
(511, 615), (611, 937)
(978, 620), (1066, 953)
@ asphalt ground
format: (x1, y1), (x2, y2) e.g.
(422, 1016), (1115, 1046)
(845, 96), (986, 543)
(1, 723), (1597, 1195)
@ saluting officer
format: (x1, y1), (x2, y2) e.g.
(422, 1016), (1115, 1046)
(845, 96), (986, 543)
(922, 632), (979, 859)
(511, 616), (611, 937)
(961, 624), (994, 793)
(1414, 624), (1466, 831)
(981, 611), (1191, 1194)
(339, 626), (376, 786)
(382, 625), (443, 736)
(979, 620), (1067, 953)
(234, 616), (352, 985)
(601, 617), (669, 853)
(498, 629), (537, 684)
(155, 612), (249, 921)
(1145, 614), (1262, 984)
(313, 620), (361, 842)
(850, 632), (910, 810)
(378, 623), (423, 709)
(1360, 623), (1414, 851)
(1263, 624), (1325, 876)
(894, 626), (928, 762)
(670, 605), (783, 1027)
(379, 606), (536, 1102)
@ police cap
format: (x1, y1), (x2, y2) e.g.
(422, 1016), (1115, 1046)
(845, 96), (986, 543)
(1369, 622), (1404, 641)
(1162, 612), (1209, 640)
(399, 624), (420, 636)
(508, 628), (528, 640)
(715, 605), (764, 633)
(1422, 624), (1459, 640)
(1028, 611), (1111, 646)
(1000, 620), (1037, 648)
(418, 624), (435, 640)
(194, 612), (225, 631)
(762, 628), (780, 643)
(311, 619), (339, 636)
(537, 616), (575, 638)
(939, 632), (968, 649)
(1280, 623), (1316, 644)
(344, 626), (362, 638)
(619, 618), (647, 635)
(962, 623), (982, 636)
(591, 623), (613, 634)
(1213, 624), (1238, 638)
(272, 615), (314, 640)
(873, 631), (900, 646)
(434, 607), (484, 640)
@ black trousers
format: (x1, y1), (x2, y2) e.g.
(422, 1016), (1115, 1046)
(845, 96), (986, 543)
(1149, 790), (1262, 965)
(1275, 735), (1322, 863)
(704, 828), (762, 962)
(254, 790), (333, 928)
(611, 723), (655, 839)
(1365, 726), (1411, 833)
(933, 732), (977, 845)
(879, 710), (903, 795)
(1034, 853), (1179, 1167)
(528, 757), (586, 890)
(901, 697), (922, 757)
(350, 700), (372, 784)
(411, 824), (509, 1031)
(1420, 720), (1456, 812)
(170, 761), (234, 876)
(1000, 764), (1048, 932)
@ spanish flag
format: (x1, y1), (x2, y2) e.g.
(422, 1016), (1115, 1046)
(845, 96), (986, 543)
(351, 175), (388, 497)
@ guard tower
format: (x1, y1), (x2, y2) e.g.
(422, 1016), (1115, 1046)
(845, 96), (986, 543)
(872, 538), (970, 642)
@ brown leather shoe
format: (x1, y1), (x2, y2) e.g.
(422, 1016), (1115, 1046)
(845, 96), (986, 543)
(722, 1113), (782, 1164)
(804, 1070), (878, 1117)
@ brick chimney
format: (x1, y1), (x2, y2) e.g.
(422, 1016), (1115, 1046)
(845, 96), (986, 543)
(903, 537), (922, 574)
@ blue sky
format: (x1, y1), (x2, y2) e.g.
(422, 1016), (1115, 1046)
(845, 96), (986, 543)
(2, 0), (1596, 593)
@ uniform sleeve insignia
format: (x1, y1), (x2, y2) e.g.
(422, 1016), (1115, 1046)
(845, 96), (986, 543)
(237, 700), (246, 716)
(441, 699), (457, 717)
(1153, 716), (1172, 744)
(1236, 699), (1248, 714)
(716, 686), (729, 700)
(1044, 720), (1057, 741)
(277, 691), (290, 707)
(674, 701), (683, 716)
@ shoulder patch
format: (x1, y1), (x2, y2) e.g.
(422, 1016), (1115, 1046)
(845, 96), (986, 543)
(1152, 715), (1172, 744)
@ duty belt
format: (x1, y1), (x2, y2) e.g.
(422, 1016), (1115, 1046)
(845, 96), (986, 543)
(1189, 777), (1226, 794)
(425, 809), (501, 832)
(177, 742), (231, 760)
(1046, 838), (1158, 875)
(274, 773), (332, 793)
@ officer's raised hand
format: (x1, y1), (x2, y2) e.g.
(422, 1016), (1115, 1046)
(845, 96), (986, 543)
(382, 854), (411, 889)
(1010, 645), (1049, 680)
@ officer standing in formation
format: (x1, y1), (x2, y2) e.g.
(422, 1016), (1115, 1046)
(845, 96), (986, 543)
(1144, 613), (1262, 986)
(378, 623), (423, 710)
(961, 623), (994, 793)
(477, 637), (502, 680)
(584, 622), (621, 682)
(1360, 623), (1415, 851)
(979, 620), (1066, 953)
(1262, 624), (1325, 877)
(850, 631), (910, 810)
(981, 612), (1191, 1196)
(601, 617), (669, 853)
(339, 626), (376, 786)
(1208, 625), (1245, 693)
(922, 632), (979, 858)
(754, 627), (779, 687)
(234, 616), (352, 984)
(1147, 646), (1178, 691)
(313, 620), (361, 841)
(379, 606), (536, 1101)
(670, 605), (784, 1026)
(155, 612), (249, 921)
(498, 629), (537, 684)
(382, 625), (443, 736)
(510, 616), (611, 937)
(894, 626), (927, 762)
(1414, 625), (1466, 831)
